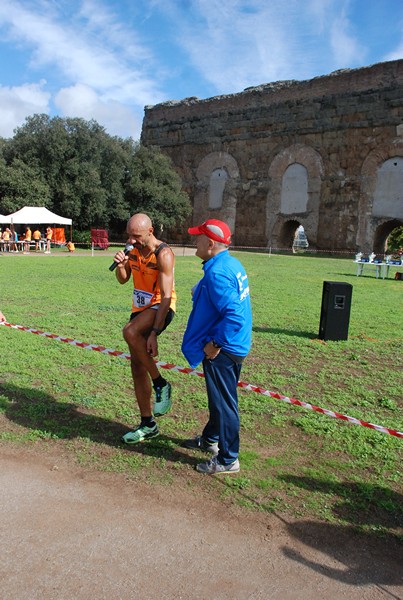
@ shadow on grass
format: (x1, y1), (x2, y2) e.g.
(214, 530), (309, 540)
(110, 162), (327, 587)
(278, 475), (402, 590)
(333, 271), (398, 281)
(252, 326), (316, 339)
(0, 382), (195, 466)
(210, 472), (402, 590)
(280, 475), (403, 531)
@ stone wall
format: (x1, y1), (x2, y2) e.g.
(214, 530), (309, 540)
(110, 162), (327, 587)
(141, 60), (403, 252)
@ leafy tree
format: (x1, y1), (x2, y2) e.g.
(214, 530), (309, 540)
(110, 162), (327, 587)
(387, 227), (403, 254)
(124, 145), (191, 233)
(0, 115), (191, 234)
(100, 136), (133, 226)
(8, 115), (111, 224)
(0, 157), (50, 213)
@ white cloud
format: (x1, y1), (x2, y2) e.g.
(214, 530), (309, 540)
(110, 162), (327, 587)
(55, 84), (141, 139)
(157, 0), (352, 93)
(305, 0), (335, 31)
(384, 35), (403, 62)
(158, 0), (299, 92)
(0, 82), (50, 138)
(156, 0), (375, 94)
(330, 13), (365, 66)
(0, 0), (165, 131)
(0, 0), (400, 141)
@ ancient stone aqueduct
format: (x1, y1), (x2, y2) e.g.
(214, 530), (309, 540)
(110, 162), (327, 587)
(141, 59), (403, 253)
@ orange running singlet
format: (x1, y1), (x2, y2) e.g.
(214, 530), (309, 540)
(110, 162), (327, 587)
(128, 243), (176, 313)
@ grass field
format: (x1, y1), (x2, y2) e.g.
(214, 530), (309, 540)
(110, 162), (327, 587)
(0, 249), (402, 539)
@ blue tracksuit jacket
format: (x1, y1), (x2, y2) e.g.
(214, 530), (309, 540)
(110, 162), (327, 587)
(182, 250), (252, 368)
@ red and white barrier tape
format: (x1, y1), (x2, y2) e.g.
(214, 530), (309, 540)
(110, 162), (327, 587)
(1, 321), (402, 438)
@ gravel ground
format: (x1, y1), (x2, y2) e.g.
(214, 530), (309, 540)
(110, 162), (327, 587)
(1, 448), (401, 600)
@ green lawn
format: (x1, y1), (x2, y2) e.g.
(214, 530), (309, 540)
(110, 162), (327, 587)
(0, 250), (402, 539)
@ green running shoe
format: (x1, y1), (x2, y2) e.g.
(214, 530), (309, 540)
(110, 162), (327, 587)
(121, 423), (159, 444)
(153, 381), (172, 417)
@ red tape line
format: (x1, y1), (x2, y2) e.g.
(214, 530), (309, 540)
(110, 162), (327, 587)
(1, 321), (402, 438)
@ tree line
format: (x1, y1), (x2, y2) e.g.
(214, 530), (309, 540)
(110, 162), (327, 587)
(0, 114), (191, 235)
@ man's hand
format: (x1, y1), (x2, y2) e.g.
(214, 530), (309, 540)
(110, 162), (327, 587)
(147, 331), (158, 357)
(113, 249), (129, 267)
(114, 250), (131, 283)
(203, 340), (221, 360)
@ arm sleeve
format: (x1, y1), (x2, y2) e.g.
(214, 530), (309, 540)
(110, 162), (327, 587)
(207, 272), (247, 346)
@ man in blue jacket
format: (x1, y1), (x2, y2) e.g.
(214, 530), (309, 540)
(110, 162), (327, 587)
(182, 219), (252, 474)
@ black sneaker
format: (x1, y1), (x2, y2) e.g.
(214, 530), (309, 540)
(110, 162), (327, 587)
(183, 435), (218, 455)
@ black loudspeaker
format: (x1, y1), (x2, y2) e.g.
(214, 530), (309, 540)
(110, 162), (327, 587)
(318, 281), (353, 341)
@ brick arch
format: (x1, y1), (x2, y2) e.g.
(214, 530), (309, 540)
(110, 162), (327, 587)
(193, 152), (240, 233)
(357, 141), (403, 252)
(266, 144), (324, 248)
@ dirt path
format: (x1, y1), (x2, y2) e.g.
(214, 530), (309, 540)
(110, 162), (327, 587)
(0, 448), (401, 600)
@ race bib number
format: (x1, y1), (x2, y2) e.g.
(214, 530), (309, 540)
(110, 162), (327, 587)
(133, 289), (153, 308)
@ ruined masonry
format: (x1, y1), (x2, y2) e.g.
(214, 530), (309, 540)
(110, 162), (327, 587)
(141, 59), (403, 253)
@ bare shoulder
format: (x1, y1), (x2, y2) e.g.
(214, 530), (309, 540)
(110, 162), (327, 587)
(156, 244), (175, 271)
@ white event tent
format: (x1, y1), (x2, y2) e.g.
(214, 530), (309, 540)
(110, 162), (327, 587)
(0, 206), (72, 240)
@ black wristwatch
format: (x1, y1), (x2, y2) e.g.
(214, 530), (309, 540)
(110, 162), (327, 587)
(152, 327), (162, 336)
(211, 340), (221, 349)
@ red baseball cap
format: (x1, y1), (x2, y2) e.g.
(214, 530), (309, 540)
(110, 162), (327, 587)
(188, 219), (232, 245)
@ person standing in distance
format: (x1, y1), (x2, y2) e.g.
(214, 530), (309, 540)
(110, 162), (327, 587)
(24, 226), (32, 254)
(182, 219), (252, 474)
(45, 226), (53, 254)
(33, 228), (42, 252)
(113, 213), (176, 444)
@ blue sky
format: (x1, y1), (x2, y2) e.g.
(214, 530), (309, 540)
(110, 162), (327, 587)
(0, 0), (402, 141)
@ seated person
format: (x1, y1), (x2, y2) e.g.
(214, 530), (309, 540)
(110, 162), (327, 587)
(66, 240), (75, 253)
